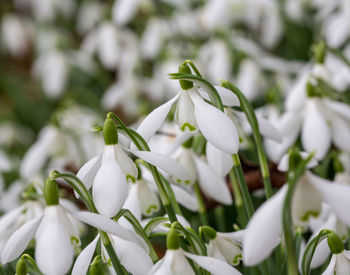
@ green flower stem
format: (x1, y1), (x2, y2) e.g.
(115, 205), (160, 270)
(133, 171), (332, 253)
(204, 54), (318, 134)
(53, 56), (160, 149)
(114, 209), (158, 262)
(283, 153), (314, 275)
(184, 60), (203, 77)
(52, 171), (127, 275)
(193, 181), (209, 225)
(222, 81), (273, 199)
(108, 112), (180, 223)
(100, 231), (127, 275)
(229, 169), (248, 226)
(232, 154), (254, 219)
(159, 173), (183, 215)
(20, 254), (42, 275)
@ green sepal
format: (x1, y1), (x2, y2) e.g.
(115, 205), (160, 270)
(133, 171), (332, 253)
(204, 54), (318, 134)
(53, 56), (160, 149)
(167, 227), (180, 250)
(327, 232), (344, 254)
(314, 41), (326, 64)
(44, 178), (59, 206)
(178, 63), (193, 90)
(200, 226), (217, 240)
(16, 258), (27, 275)
(103, 117), (118, 145)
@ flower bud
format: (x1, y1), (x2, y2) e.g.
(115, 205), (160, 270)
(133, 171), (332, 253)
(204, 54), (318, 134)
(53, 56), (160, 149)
(167, 228), (180, 250)
(103, 117), (118, 145)
(201, 226), (217, 240)
(16, 258), (27, 275)
(327, 232), (344, 254)
(178, 63), (193, 90)
(44, 178), (59, 206)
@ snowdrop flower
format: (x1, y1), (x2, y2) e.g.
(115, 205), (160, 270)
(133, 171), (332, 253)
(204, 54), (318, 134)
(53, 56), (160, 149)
(122, 178), (161, 220)
(76, 1), (105, 35)
(149, 228), (242, 275)
(198, 40), (232, 82)
(322, 0), (350, 48)
(321, 232), (350, 275)
(244, 152), (350, 265)
(72, 220), (153, 275)
(266, 62), (350, 161)
(202, 226), (244, 266)
(1, 179), (79, 275)
(32, 50), (68, 99)
(1, 15), (30, 58)
(112, 0), (141, 26)
(135, 63), (240, 154)
(140, 18), (169, 59)
(77, 117), (189, 217)
(0, 200), (44, 255)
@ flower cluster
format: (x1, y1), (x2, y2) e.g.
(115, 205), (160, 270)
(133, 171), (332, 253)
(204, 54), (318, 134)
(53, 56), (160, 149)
(1, 0), (350, 275)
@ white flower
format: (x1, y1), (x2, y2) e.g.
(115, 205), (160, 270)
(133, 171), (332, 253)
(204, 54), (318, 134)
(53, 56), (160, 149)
(148, 248), (242, 275)
(32, 50), (68, 99)
(243, 167), (350, 265)
(207, 231), (244, 266)
(78, 143), (189, 217)
(72, 224), (153, 275)
(1, 205), (79, 275)
(135, 85), (240, 154)
(1, 15), (30, 58)
(322, 250), (350, 275)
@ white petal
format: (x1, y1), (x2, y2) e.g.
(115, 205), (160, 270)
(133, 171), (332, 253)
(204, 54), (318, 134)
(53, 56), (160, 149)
(1, 216), (43, 264)
(291, 174), (322, 228)
(190, 90), (239, 154)
(72, 236), (99, 275)
(217, 230), (245, 243)
(323, 100), (350, 121)
(175, 89), (198, 132)
(243, 185), (288, 266)
(199, 86), (240, 107)
(0, 206), (24, 236)
(112, 0), (139, 25)
(277, 152), (318, 172)
(184, 251), (242, 275)
(308, 172), (350, 227)
(257, 115), (283, 143)
(206, 142), (233, 177)
(172, 184), (199, 212)
(335, 253), (350, 275)
(122, 184), (142, 222)
(135, 92), (179, 143)
(330, 114), (350, 152)
(301, 100), (331, 159)
(35, 217), (74, 275)
(264, 111), (302, 162)
(77, 155), (101, 193)
(114, 144), (138, 183)
(321, 254), (336, 275)
(72, 212), (137, 243)
(137, 179), (160, 216)
(194, 156), (232, 205)
(92, 160), (128, 218)
(112, 236), (153, 275)
(131, 150), (189, 181)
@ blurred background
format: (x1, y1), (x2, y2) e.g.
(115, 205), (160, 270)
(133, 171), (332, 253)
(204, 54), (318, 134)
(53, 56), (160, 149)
(1, 0), (350, 211)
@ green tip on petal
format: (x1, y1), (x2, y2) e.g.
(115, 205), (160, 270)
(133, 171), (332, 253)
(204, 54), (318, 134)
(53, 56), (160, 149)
(201, 226), (217, 240)
(178, 63), (193, 90)
(44, 178), (59, 206)
(333, 157), (344, 173)
(16, 258), (27, 275)
(288, 148), (302, 171)
(103, 117), (118, 145)
(327, 232), (344, 254)
(167, 227), (180, 250)
(314, 41), (326, 64)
